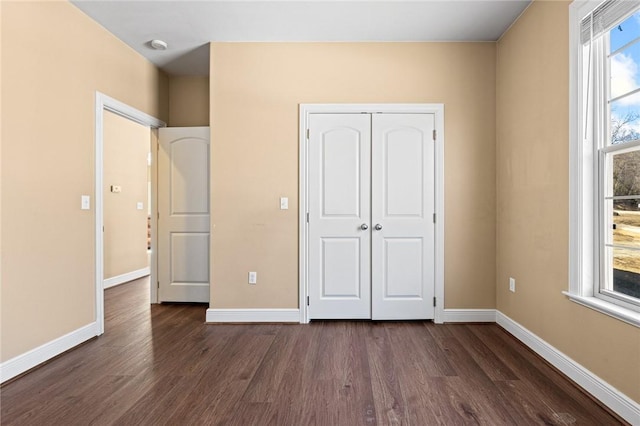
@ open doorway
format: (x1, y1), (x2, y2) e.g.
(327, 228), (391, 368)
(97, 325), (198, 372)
(94, 93), (165, 335)
(102, 110), (151, 291)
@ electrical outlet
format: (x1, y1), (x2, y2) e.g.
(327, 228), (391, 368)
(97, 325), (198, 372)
(248, 271), (257, 285)
(509, 277), (516, 293)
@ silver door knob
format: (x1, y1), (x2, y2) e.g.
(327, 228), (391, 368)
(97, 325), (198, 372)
(374, 224), (383, 230)
(361, 223), (369, 230)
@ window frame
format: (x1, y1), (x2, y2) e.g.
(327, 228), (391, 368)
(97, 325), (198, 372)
(598, 141), (640, 311)
(568, 0), (640, 327)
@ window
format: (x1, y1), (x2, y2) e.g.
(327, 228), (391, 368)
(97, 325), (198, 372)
(569, 0), (640, 326)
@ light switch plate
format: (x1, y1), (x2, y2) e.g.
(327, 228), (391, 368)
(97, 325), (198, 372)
(81, 195), (91, 210)
(280, 197), (288, 210)
(137, 202), (144, 210)
(248, 271), (257, 284)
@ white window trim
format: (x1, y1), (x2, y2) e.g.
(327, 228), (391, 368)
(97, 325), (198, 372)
(567, 0), (640, 327)
(598, 141), (640, 312)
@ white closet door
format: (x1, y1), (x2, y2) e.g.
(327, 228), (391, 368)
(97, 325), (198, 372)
(308, 114), (372, 319)
(158, 127), (210, 303)
(371, 114), (435, 320)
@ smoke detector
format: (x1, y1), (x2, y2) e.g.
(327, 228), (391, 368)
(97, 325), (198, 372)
(150, 39), (168, 50)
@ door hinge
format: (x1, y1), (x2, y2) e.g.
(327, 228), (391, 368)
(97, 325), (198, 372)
(433, 213), (436, 223)
(306, 128), (310, 140)
(433, 129), (437, 141)
(157, 212), (160, 220)
(157, 281), (160, 289)
(307, 296), (310, 306)
(433, 297), (437, 307)
(306, 212), (309, 223)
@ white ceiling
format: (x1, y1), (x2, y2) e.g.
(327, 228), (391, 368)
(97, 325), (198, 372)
(71, 0), (531, 76)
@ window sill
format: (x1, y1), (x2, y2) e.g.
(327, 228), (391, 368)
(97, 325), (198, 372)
(563, 292), (640, 328)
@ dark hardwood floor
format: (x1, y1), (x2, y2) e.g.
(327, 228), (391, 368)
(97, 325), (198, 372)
(1, 278), (625, 425)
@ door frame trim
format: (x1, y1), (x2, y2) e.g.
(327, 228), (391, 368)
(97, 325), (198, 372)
(95, 92), (166, 334)
(298, 103), (445, 324)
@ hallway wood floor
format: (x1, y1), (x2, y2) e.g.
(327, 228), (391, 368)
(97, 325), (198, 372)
(1, 278), (624, 425)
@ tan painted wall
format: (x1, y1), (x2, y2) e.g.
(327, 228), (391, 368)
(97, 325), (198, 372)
(103, 111), (150, 279)
(496, 0), (640, 402)
(210, 42), (497, 310)
(169, 76), (209, 127)
(1, 1), (168, 362)
(0, 1), (4, 335)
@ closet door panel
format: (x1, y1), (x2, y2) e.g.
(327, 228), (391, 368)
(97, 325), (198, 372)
(371, 114), (435, 320)
(308, 114), (371, 319)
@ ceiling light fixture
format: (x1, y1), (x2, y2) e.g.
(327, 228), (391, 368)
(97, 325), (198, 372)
(150, 39), (168, 50)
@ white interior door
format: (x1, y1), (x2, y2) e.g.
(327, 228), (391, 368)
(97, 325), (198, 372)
(307, 113), (435, 320)
(158, 127), (210, 303)
(371, 114), (435, 319)
(308, 114), (371, 319)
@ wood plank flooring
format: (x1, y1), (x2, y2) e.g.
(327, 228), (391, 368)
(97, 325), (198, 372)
(1, 277), (625, 425)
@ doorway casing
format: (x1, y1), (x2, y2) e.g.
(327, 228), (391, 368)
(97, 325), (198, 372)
(95, 92), (166, 334)
(298, 104), (445, 324)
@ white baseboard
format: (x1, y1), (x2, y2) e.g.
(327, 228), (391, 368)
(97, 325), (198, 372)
(0, 322), (99, 384)
(206, 308), (300, 323)
(442, 309), (497, 323)
(103, 267), (150, 289)
(496, 311), (640, 425)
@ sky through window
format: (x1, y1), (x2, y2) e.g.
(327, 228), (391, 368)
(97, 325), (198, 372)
(610, 11), (640, 143)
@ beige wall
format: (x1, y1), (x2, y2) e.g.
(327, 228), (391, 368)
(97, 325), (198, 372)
(103, 111), (150, 279)
(0, 1), (3, 335)
(210, 42), (497, 309)
(496, 0), (640, 402)
(1, 1), (168, 362)
(169, 76), (209, 127)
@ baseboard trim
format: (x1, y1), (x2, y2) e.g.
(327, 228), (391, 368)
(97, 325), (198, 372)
(496, 311), (640, 425)
(103, 267), (150, 289)
(0, 322), (99, 384)
(442, 309), (497, 323)
(206, 308), (300, 323)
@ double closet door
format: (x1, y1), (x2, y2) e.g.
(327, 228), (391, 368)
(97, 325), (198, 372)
(308, 113), (435, 320)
